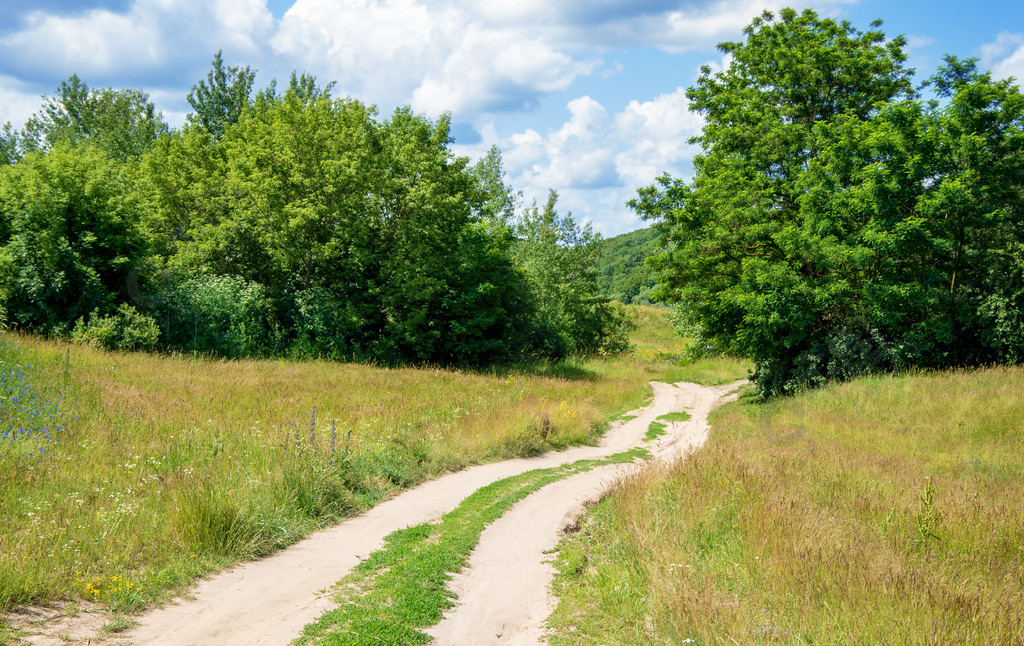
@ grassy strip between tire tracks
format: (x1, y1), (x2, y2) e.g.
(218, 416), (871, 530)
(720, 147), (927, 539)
(645, 411), (693, 442)
(295, 448), (650, 646)
(295, 371), (747, 645)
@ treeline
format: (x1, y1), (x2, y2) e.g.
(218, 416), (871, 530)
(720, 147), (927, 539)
(0, 54), (628, 365)
(635, 9), (1024, 397)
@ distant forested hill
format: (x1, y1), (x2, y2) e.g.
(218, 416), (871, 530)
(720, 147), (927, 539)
(596, 227), (659, 305)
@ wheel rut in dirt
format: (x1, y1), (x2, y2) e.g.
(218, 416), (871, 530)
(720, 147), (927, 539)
(427, 380), (742, 646)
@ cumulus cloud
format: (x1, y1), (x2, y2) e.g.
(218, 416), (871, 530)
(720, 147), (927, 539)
(410, 24), (596, 115)
(0, 0), (861, 125)
(271, 0), (599, 117)
(981, 32), (1024, 87)
(457, 88), (703, 235)
(0, 74), (45, 128)
(0, 0), (274, 87)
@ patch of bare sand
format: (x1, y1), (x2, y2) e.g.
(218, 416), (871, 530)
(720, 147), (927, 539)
(5, 602), (131, 646)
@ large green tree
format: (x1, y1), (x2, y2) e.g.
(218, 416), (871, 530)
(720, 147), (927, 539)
(634, 9), (1024, 396)
(21, 75), (168, 162)
(0, 144), (149, 332)
(186, 51), (257, 140)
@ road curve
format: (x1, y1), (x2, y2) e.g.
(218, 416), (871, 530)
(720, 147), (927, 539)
(427, 380), (742, 645)
(123, 381), (707, 645)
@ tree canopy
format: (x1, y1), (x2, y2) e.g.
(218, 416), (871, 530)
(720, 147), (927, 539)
(634, 8), (1024, 396)
(0, 57), (628, 365)
(186, 51), (256, 140)
(21, 75), (169, 162)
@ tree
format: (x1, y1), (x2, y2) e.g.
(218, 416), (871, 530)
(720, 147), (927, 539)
(1, 123), (21, 166)
(0, 144), (149, 333)
(469, 145), (520, 231)
(515, 191), (629, 357)
(634, 9), (1024, 396)
(372, 108), (520, 364)
(186, 51), (257, 140)
(22, 75), (168, 162)
(797, 58), (1024, 372)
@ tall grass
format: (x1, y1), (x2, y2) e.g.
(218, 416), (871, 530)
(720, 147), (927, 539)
(626, 304), (751, 385)
(0, 305), (690, 615)
(549, 366), (1024, 644)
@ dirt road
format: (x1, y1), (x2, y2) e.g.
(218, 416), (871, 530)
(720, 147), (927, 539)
(427, 380), (740, 645)
(15, 380), (740, 645)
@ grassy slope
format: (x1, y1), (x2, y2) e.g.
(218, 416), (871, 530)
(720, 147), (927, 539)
(549, 367), (1024, 644)
(0, 305), (701, 618)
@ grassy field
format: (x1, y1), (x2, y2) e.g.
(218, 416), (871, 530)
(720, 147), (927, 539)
(549, 367), (1024, 644)
(0, 304), (721, 621)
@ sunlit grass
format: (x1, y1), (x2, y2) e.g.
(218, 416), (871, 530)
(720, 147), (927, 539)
(549, 366), (1024, 644)
(626, 304), (687, 361)
(626, 304), (751, 386)
(0, 304), (691, 617)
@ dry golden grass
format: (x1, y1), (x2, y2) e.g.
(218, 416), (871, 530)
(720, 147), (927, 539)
(551, 366), (1024, 644)
(0, 305), (690, 616)
(626, 304), (687, 361)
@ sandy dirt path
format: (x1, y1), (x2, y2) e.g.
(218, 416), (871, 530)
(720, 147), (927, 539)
(14, 380), (723, 646)
(427, 380), (742, 645)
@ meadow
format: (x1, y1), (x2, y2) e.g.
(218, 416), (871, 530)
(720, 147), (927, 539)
(549, 367), (1024, 644)
(0, 304), (712, 621)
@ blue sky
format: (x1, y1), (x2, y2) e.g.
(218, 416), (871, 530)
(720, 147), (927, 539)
(1, 0), (1022, 235)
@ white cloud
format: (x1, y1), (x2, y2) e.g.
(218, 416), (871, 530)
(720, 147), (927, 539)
(2, 7), (164, 77)
(410, 24), (595, 116)
(468, 0), (858, 54)
(0, 75), (43, 128)
(0, 0), (859, 126)
(905, 34), (936, 51)
(272, 0), (598, 117)
(981, 32), (1024, 87)
(457, 88), (703, 235)
(614, 87), (702, 187)
(0, 0), (274, 81)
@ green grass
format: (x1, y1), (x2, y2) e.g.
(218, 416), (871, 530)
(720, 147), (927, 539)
(626, 305), (686, 360)
(644, 421), (666, 441)
(548, 366), (1024, 644)
(658, 355), (752, 386)
(644, 412), (692, 442)
(0, 304), (693, 630)
(296, 448), (647, 646)
(657, 411), (691, 423)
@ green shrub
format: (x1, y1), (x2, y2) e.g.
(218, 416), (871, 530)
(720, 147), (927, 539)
(290, 287), (351, 360)
(161, 274), (279, 357)
(72, 304), (160, 351)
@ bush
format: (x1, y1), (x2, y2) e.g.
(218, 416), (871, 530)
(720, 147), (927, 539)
(290, 287), (351, 360)
(160, 274), (279, 357)
(72, 304), (160, 352)
(0, 144), (148, 334)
